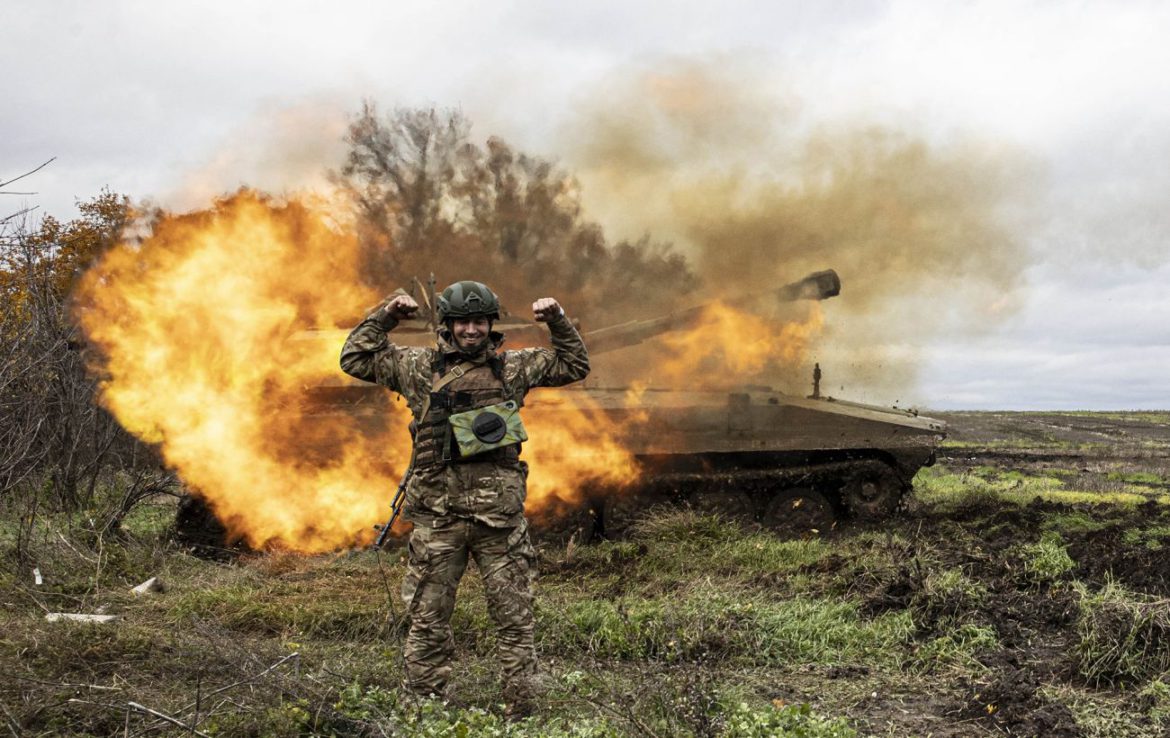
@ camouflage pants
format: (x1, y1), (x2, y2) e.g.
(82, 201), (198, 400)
(400, 518), (537, 699)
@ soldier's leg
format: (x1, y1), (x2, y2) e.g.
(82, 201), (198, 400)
(469, 519), (537, 706)
(401, 520), (470, 697)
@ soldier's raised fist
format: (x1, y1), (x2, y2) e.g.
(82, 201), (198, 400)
(382, 294), (419, 321)
(532, 297), (563, 323)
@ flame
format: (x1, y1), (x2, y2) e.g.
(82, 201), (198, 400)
(73, 192), (644, 551)
(658, 301), (824, 382)
(523, 390), (642, 514)
(74, 193), (410, 552)
(73, 191), (822, 552)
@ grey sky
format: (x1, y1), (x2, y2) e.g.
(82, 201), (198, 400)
(3, 0), (1169, 409)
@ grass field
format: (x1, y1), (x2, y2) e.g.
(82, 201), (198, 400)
(4, 411), (1170, 736)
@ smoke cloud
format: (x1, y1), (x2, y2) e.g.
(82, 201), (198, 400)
(559, 59), (1037, 402)
(129, 58), (1038, 405)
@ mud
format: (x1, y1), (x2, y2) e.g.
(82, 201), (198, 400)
(827, 412), (1170, 736)
(955, 665), (1081, 737)
(933, 411), (1170, 451)
(1067, 503), (1170, 596)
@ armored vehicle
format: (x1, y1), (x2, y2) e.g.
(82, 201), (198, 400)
(307, 270), (947, 539)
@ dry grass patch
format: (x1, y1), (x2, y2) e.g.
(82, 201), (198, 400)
(1076, 580), (1170, 686)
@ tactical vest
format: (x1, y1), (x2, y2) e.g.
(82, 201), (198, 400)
(412, 352), (521, 469)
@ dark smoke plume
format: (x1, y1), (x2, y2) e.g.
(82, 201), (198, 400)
(558, 59), (1037, 399)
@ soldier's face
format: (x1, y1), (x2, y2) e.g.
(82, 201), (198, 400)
(452, 317), (491, 350)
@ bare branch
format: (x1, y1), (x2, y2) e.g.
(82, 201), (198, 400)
(6, 673), (123, 692)
(0, 157), (56, 189)
(126, 702), (212, 737)
(1, 205), (38, 224)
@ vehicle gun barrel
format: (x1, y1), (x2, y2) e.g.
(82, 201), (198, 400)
(583, 269), (840, 355)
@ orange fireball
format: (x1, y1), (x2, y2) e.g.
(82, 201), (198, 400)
(74, 191), (822, 552)
(74, 192), (406, 551)
(72, 192), (643, 551)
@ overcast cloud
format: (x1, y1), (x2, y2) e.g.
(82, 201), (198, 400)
(2, 0), (1168, 409)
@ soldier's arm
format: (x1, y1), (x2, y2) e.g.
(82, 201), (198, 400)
(339, 295), (419, 393)
(514, 303), (590, 389)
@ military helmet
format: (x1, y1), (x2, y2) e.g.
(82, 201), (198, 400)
(436, 280), (500, 322)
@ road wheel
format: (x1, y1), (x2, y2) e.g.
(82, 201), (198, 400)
(841, 463), (904, 520)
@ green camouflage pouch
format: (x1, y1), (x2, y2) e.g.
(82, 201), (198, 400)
(449, 400), (528, 457)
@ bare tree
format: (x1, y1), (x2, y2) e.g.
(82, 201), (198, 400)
(334, 105), (698, 325)
(338, 103), (471, 285)
(1, 188), (175, 557)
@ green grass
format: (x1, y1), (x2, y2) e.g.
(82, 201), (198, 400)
(1, 507), (889, 736)
(1084, 412), (1170, 426)
(1043, 511), (1112, 534)
(1107, 471), (1167, 486)
(1140, 679), (1170, 722)
(713, 536), (830, 574)
(540, 577), (911, 667)
(911, 465), (980, 506)
(554, 514), (832, 597)
(630, 509), (744, 544)
(168, 583), (392, 639)
(325, 683), (857, 738)
(913, 465), (1159, 508)
(939, 437), (1126, 455)
(718, 701), (856, 738)
(329, 683), (626, 737)
(940, 438), (1046, 450)
(1042, 684), (1169, 738)
(10, 450), (1170, 737)
(911, 624), (998, 672)
(1017, 532), (1077, 583)
(739, 598), (913, 667)
(914, 567), (987, 618)
(1122, 525), (1170, 550)
(120, 499), (177, 537)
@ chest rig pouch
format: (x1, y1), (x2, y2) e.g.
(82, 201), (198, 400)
(449, 400), (528, 457)
(413, 352), (524, 468)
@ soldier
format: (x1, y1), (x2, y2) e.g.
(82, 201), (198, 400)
(339, 280), (589, 714)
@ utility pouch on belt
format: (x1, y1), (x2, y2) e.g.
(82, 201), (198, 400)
(448, 400), (528, 457)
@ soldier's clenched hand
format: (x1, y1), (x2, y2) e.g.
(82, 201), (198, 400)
(381, 294), (419, 321)
(532, 297), (563, 322)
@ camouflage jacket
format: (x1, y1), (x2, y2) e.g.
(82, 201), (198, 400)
(340, 312), (589, 527)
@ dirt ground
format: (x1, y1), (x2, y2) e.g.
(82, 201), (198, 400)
(865, 410), (1170, 737)
(5, 411), (1170, 737)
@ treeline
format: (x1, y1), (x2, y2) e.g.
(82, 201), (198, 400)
(0, 105), (697, 547)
